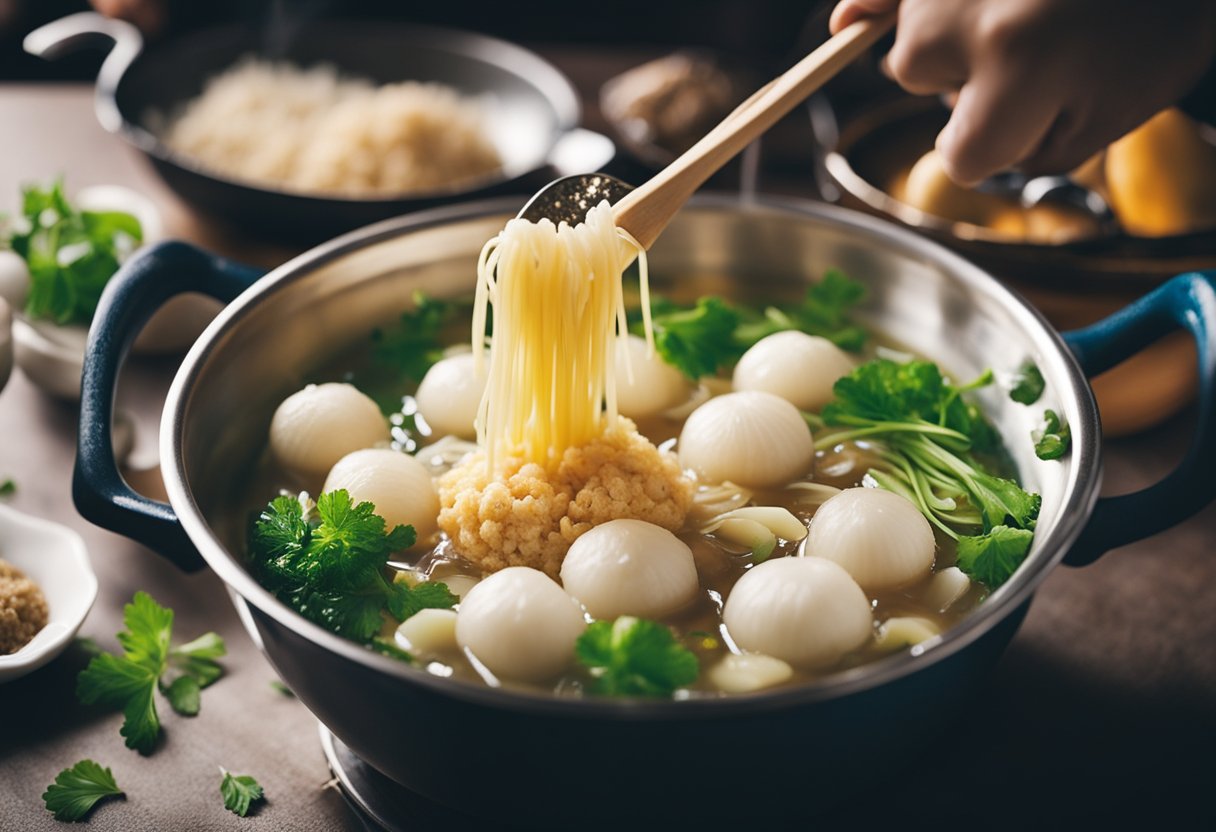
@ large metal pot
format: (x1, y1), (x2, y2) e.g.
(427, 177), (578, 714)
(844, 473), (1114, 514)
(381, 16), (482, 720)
(73, 197), (1216, 826)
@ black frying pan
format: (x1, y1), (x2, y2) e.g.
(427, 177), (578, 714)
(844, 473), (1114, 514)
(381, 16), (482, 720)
(25, 13), (616, 244)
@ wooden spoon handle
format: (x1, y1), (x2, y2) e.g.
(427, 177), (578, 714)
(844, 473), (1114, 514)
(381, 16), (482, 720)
(613, 13), (896, 249)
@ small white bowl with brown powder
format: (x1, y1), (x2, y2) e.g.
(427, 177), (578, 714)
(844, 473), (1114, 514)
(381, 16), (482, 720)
(0, 504), (97, 682)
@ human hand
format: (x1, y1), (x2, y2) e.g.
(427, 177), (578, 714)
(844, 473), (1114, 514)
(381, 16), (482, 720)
(831, 0), (1216, 185)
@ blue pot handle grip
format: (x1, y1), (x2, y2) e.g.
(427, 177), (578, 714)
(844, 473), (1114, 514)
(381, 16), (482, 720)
(1063, 270), (1216, 565)
(73, 241), (264, 571)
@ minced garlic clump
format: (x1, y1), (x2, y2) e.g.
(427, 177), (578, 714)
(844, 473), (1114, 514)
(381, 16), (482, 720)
(438, 420), (692, 578)
(0, 559), (49, 654)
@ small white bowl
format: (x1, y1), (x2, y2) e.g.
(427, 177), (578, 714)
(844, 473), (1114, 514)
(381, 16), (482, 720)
(0, 505), (98, 683)
(0, 185), (222, 401)
(0, 295), (12, 393)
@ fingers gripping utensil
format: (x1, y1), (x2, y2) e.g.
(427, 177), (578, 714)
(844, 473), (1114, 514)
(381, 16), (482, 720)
(519, 14), (896, 236)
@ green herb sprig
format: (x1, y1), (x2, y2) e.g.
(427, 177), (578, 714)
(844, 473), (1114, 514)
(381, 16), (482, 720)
(816, 358), (1041, 588)
(249, 490), (456, 644)
(4, 179), (142, 325)
(76, 592), (226, 754)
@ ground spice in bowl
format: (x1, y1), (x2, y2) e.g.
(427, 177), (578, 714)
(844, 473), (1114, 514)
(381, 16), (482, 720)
(0, 558), (49, 654)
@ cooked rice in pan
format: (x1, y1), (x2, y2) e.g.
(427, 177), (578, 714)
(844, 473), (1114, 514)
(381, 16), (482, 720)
(160, 60), (502, 196)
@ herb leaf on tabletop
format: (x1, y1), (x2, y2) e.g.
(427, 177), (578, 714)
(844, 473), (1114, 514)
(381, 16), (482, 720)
(250, 490), (456, 644)
(42, 760), (124, 822)
(220, 769), (265, 817)
(576, 617), (699, 697)
(4, 179), (142, 325)
(75, 592), (226, 753)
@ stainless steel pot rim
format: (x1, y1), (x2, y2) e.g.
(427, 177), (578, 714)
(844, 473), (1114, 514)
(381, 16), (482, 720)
(162, 193), (1101, 718)
(101, 20), (582, 204)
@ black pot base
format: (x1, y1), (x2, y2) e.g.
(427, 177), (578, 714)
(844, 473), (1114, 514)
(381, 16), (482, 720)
(320, 724), (523, 832)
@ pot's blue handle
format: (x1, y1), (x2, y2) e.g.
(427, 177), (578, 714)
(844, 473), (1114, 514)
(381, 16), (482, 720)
(73, 241), (264, 571)
(1063, 270), (1216, 565)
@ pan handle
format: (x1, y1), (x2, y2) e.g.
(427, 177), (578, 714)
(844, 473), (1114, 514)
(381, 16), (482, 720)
(1063, 270), (1216, 565)
(73, 242), (263, 571)
(24, 12), (144, 134)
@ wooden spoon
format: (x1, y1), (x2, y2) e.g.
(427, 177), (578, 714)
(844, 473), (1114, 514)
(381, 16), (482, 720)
(520, 14), (896, 241)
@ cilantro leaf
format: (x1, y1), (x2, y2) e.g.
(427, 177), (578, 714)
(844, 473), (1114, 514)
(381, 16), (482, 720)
(1010, 360), (1046, 405)
(736, 268), (869, 352)
(249, 489), (452, 645)
(115, 591), (173, 672)
(75, 592), (226, 753)
(370, 636), (414, 662)
(644, 296), (742, 380)
(387, 580), (460, 622)
(956, 526), (1035, 587)
(576, 617), (699, 697)
(42, 760), (124, 822)
(1033, 409), (1071, 460)
(161, 675), (201, 716)
(220, 769), (265, 817)
(6, 179), (142, 325)
(372, 292), (469, 384)
(0, 478), (15, 497)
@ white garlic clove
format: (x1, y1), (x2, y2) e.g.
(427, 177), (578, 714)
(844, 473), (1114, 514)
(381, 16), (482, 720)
(922, 566), (971, 612)
(395, 608), (459, 657)
(456, 567), (586, 683)
(732, 331), (854, 411)
(323, 447), (440, 543)
(678, 391), (815, 489)
(804, 487), (935, 591)
(708, 653), (794, 694)
(723, 557), (873, 668)
(875, 616), (940, 651)
(415, 353), (487, 440)
(702, 506), (808, 542)
(560, 519), (699, 620)
(710, 518), (776, 560)
(270, 383), (389, 484)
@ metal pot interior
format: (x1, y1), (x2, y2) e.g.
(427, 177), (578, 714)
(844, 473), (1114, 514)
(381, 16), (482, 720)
(114, 20), (579, 194)
(167, 196), (1098, 703)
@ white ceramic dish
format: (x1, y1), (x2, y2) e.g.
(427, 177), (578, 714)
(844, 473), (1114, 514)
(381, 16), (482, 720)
(0, 296), (12, 393)
(0, 505), (98, 682)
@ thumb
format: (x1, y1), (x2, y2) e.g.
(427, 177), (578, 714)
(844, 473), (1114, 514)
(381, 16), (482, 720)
(830, 0), (900, 34)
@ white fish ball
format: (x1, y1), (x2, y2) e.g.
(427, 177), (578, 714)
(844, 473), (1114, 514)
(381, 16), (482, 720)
(456, 567), (587, 683)
(270, 383), (389, 482)
(678, 391), (814, 488)
(732, 331), (854, 411)
(324, 448), (440, 543)
(708, 653), (793, 694)
(723, 557), (872, 668)
(415, 353), (487, 439)
(805, 487), (935, 591)
(395, 608), (459, 657)
(614, 335), (693, 418)
(560, 519), (699, 620)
